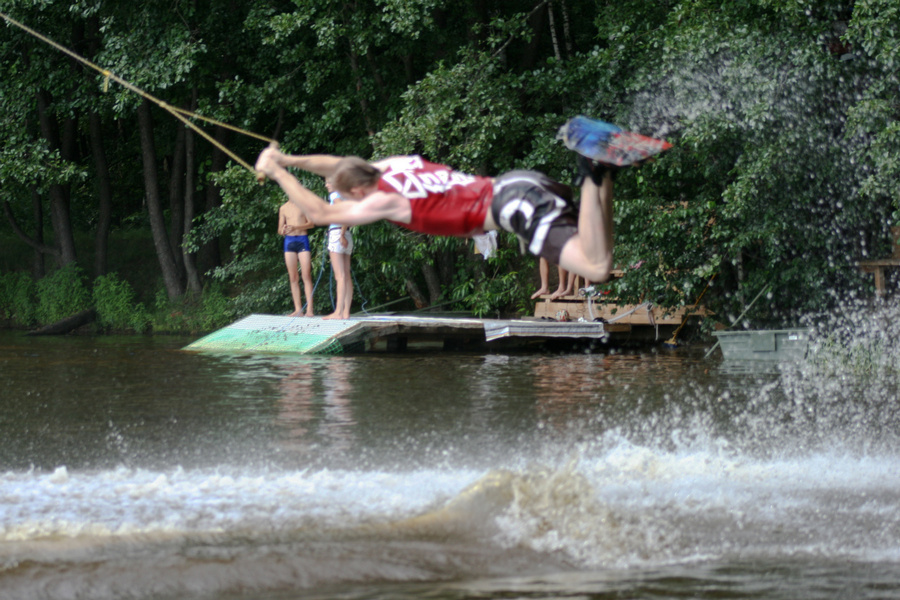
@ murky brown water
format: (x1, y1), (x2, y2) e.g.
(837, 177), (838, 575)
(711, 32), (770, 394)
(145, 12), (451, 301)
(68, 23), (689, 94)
(2, 328), (900, 600)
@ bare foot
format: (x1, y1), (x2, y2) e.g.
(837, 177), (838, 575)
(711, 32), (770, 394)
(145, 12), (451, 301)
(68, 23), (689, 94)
(549, 285), (573, 301)
(323, 312), (342, 320)
(288, 310), (303, 317)
(304, 312), (314, 317)
(530, 287), (550, 300)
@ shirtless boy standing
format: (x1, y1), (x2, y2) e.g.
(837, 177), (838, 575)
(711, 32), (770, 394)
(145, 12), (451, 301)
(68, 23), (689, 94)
(278, 201), (315, 317)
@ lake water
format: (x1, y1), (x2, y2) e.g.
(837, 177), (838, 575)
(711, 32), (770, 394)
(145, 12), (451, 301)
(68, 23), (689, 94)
(1, 321), (900, 600)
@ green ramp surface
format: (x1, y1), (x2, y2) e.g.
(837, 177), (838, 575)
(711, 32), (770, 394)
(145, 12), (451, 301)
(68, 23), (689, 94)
(184, 314), (358, 354)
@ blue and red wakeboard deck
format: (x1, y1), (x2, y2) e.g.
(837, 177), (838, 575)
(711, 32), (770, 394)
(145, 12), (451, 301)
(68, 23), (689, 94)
(557, 116), (672, 167)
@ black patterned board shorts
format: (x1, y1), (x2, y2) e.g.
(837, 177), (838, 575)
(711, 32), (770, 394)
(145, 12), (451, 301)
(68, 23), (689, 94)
(490, 170), (577, 265)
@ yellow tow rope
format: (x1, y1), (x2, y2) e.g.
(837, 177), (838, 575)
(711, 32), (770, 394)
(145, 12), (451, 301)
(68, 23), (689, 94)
(0, 11), (274, 177)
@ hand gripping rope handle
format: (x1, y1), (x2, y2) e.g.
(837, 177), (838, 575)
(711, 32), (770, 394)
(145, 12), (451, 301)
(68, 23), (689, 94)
(256, 141), (280, 185)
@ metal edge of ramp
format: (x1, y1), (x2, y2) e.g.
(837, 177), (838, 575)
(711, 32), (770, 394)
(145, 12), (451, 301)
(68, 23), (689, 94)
(483, 319), (608, 342)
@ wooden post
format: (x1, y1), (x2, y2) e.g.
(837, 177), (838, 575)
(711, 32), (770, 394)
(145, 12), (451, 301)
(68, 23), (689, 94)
(874, 266), (886, 297)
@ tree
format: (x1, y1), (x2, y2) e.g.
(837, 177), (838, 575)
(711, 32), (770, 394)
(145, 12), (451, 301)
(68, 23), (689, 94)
(1, 4), (90, 269)
(845, 0), (900, 227)
(3, 0), (896, 328)
(603, 0), (889, 323)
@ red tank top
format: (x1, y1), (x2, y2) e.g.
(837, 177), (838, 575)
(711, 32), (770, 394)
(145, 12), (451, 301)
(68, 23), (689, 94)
(377, 156), (493, 237)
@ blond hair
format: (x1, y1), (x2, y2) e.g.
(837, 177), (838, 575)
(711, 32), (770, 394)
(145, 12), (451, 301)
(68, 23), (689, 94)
(332, 157), (382, 194)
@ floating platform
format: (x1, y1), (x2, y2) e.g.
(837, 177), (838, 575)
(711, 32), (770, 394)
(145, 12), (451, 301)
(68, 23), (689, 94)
(712, 328), (811, 361)
(182, 312), (681, 355)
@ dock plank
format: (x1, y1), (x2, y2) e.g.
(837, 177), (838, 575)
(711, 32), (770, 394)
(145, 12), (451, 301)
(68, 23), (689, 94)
(534, 300), (704, 325)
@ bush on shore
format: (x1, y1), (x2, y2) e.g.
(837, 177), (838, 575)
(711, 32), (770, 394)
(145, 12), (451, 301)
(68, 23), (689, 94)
(0, 268), (233, 334)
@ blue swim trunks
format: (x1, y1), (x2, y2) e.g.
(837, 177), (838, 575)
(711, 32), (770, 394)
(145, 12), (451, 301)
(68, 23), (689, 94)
(283, 235), (310, 253)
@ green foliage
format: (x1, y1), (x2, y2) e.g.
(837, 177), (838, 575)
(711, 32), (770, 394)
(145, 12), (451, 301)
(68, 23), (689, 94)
(3, 0), (898, 331)
(150, 284), (235, 334)
(0, 138), (88, 193)
(807, 303), (900, 377)
(375, 55), (531, 173)
(845, 0), (900, 225)
(0, 271), (38, 326)
(450, 236), (535, 317)
(92, 272), (150, 332)
(227, 0), (900, 324)
(35, 264), (91, 325)
(598, 0), (888, 325)
(846, 0), (900, 66)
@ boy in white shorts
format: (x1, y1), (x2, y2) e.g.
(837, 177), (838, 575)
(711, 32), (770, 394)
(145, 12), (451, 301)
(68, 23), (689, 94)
(324, 180), (354, 319)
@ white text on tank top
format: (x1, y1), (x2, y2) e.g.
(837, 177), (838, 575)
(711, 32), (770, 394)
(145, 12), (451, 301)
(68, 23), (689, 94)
(380, 156), (478, 197)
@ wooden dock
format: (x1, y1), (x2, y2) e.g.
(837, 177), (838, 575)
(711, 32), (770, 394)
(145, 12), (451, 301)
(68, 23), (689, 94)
(532, 294), (695, 326)
(529, 269), (706, 330)
(858, 258), (900, 297)
(184, 304), (697, 355)
(857, 225), (900, 297)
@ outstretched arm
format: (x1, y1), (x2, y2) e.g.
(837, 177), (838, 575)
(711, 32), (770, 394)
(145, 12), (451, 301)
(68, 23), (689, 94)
(278, 154), (343, 178)
(255, 145), (344, 178)
(257, 148), (411, 227)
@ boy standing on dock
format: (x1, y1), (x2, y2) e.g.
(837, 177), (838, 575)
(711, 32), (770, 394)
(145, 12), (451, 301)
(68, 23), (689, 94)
(256, 149), (617, 284)
(278, 201), (316, 317)
(324, 179), (355, 320)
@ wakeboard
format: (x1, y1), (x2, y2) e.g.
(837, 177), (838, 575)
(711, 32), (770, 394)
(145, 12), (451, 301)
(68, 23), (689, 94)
(557, 116), (672, 167)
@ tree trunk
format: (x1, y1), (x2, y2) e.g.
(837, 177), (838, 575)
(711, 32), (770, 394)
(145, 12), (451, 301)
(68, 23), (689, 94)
(559, 0), (572, 55)
(439, 246), (455, 289)
(35, 89), (78, 267)
(84, 17), (112, 278)
(27, 308), (96, 336)
(365, 50), (390, 106)
(89, 111), (113, 277)
(348, 49), (375, 136)
(401, 53), (414, 84)
(4, 199), (59, 266)
(168, 123), (187, 283)
(198, 126), (229, 273)
(31, 188), (46, 279)
(137, 98), (185, 300)
(421, 261), (442, 305)
(520, 1), (548, 71)
(405, 278), (428, 309)
(182, 105), (203, 295)
(548, 0), (562, 61)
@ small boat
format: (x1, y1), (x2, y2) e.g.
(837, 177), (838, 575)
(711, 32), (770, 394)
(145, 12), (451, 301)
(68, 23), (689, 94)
(712, 328), (810, 361)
